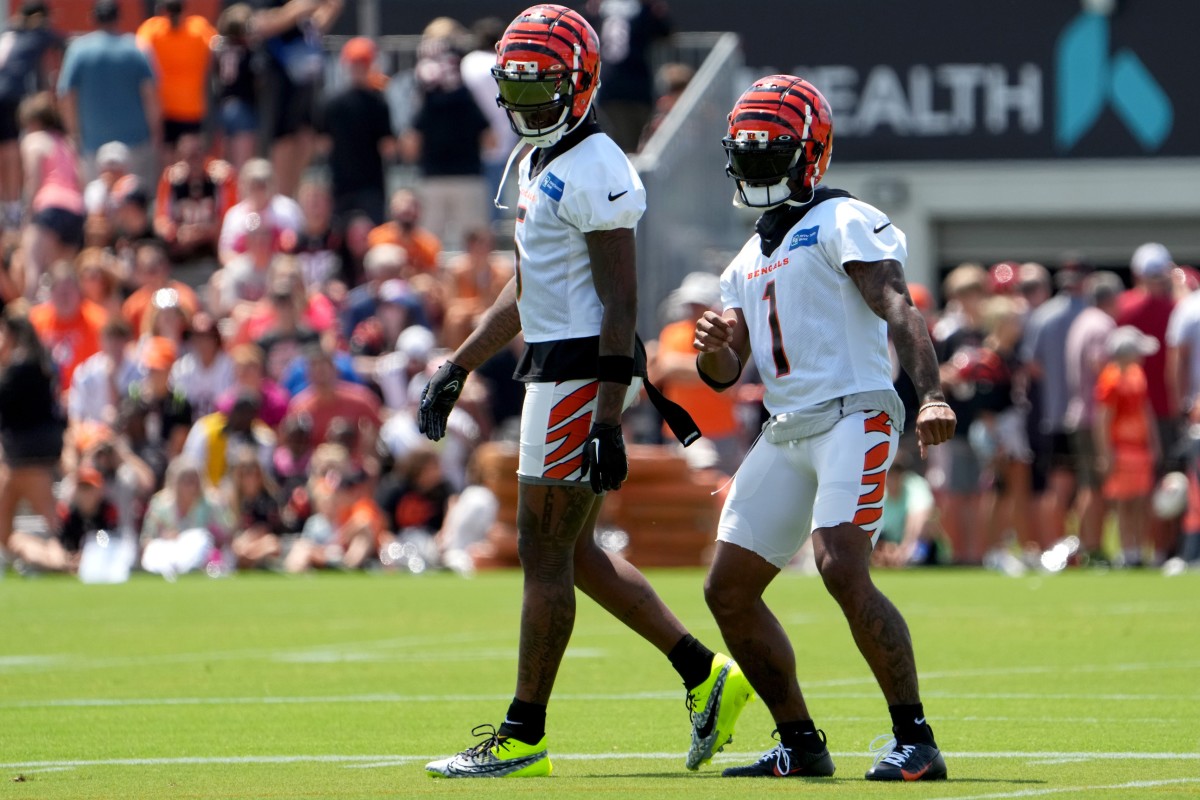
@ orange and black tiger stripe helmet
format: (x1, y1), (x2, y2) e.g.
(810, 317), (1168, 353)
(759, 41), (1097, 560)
(492, 4), (601, 148)
(723, 75), (834, 206)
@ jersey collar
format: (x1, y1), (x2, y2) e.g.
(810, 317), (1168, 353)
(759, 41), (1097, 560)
(755, 186), (854, 256)
(529, 112), (604, 179)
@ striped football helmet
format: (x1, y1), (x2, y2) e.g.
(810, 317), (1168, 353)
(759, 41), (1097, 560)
(723, 75), (834, 208)
(492, 4), (601, 148)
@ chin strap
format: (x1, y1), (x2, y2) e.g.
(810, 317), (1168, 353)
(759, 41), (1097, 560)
(492, 140), (530, 210)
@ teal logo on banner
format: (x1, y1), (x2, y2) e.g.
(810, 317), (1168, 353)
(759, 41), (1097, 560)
(1055, 12), (1173, 152)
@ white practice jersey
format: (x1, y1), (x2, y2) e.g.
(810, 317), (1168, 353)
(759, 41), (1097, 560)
(720, 195), (907, 417)
(514, 129), (646, 343)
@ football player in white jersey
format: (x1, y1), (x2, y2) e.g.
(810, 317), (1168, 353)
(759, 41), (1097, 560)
(419, 5), (751, 778)
(693, 75), (957, 781)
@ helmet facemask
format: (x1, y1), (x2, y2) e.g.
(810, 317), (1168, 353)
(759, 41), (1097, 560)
(723, 130), (826, 210)
(493, 51), (595, 148)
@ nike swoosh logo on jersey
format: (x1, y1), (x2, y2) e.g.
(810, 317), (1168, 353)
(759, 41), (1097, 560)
(873, 220), (892, 234)
(914, 717), (925, 725)
(608, 190), (628, 201)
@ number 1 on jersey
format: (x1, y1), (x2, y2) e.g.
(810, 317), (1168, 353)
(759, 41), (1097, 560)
(763, 280), (791, 377)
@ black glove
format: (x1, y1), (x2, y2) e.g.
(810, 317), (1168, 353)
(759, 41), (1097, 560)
(579, 422), (628, 494)
(418, 361), (469, 441)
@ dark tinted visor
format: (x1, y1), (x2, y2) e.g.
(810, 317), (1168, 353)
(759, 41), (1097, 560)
(724, 142), (799, 183)
(493, 73), (566, 108)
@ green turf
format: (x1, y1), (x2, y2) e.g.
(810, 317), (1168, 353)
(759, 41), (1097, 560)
(1, 568), (1198, 799)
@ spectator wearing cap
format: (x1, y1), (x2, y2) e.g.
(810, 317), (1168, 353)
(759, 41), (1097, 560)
(286, 346), (381, 461)
(928, 264), (989, 562)
(315, 36), (395, 226)
(72, 420), (155, 536)
(8, 465), (117, 574)
(1018, 262), (1053, 311)
(376, 324), (435, 412)
(403, 18), (492, 251)
(68, 315), (138, 426)
(154, 132), (236, 262)
(1119, 244), (1182, 563)
(441, 226), (513, 350)
(1064, 271), (1124, 560)
(29, 260), (106, 393)
(216, 212), (283, 317)
(170, 312), (234, 418)
(135, 0), (216, 162)
(1095, 326), (1162, 566)
(183, 391), (275, 488)
(57, 0), (160, 192)
(122, 335), (193, 479)
(0, 0), (64, 229)
(122, 239), (199, 335)
(367, 188), (441, 274)
(1118, 243), (1177, 428)
(18, 90), (84, 299)
(649, 271), (742, 474)
(82, 141), (131, 246)
(217, 158), (304, 266)
(340, 242), (425, 342)
(1020, 257), (1089, 548)
(216, 343), (288, 428)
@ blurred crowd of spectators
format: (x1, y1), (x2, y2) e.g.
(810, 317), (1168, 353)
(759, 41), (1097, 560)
(0, 0), (693, 581)
(1, 0), (1193, 582)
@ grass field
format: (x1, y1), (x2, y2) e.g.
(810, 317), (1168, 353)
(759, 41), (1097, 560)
(1, 567), (1198, 799)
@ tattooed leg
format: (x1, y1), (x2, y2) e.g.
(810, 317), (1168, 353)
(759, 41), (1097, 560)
(513, 480), (600, 704)
(812, 523), (921, 705)
(704, 541), (812, 723)
(573, 498), (689, 655)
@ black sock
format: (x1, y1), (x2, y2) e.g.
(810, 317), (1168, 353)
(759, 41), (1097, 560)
(667, 635), (716, 691)
(777, 719), (825, 753)
(498, 697), (546, 744)
(889, 703), (935, 745)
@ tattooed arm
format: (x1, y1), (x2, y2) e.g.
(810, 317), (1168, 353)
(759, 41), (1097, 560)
(448, 276), (522, 371)
(845, 259), (956, 454)
(585, 227), (638, 425)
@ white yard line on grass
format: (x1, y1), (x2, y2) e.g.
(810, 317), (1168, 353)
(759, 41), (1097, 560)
(5, 691), (1200, 710)
(936, 777), (1200, 800)
(4, 751), (1199, 772)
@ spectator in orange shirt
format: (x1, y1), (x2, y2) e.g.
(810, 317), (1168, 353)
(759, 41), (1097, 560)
(154, 132), (237, 261)
(29, 261), (106, 392)
(121, 239), (199, 334)
(650, 272), (743, 473)
(1095, 326), (1162, 567)
(284, 465), (388, 571)
(136, 0), (216, 159)
(367, 189), (441, 274)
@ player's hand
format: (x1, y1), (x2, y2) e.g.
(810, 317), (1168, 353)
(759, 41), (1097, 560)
(579, 422), (628, 494)
(916, 402), (956, 459)
(418, 361), (469, 441)
(693, 311), (737, 353)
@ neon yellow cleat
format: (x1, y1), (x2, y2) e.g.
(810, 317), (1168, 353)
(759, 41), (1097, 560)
(426, 725), (552, 778)
(685, 654), (754, 770)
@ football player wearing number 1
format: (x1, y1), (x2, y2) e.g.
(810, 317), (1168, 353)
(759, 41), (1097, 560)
(420, 5), (751, 779)
(693, 76), (956, 781)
